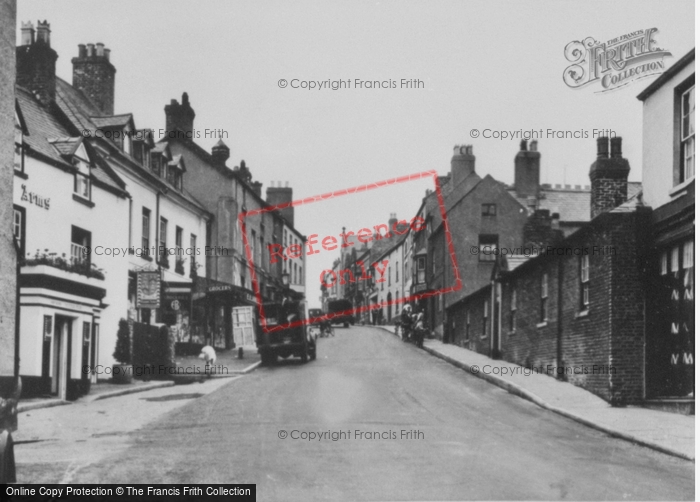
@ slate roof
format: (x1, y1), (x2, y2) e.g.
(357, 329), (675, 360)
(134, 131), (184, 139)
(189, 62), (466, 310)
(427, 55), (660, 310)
(91, 114), (134, 128)
(507, 182), (643, 223)
(16, 86), (127, 195)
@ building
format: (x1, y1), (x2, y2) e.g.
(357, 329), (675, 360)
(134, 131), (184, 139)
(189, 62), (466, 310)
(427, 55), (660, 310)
(0, 0), (19, 446)
(14, 24), (132, 400)
(456, 137), (657, 406)
(162, 95), (306, 349)
(637, 49), (694, 405)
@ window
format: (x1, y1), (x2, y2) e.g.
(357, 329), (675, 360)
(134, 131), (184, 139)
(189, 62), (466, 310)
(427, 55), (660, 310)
(251, 229), (257, 266)
(73, 159), (91, 200)
(660, 250), (668, 275)
(167, 166), (183, 190)
(71, 226), (91, 266)
(482, 299), (489, 338)
(159, 217), (168, 267)
(481, 203), (497, 216)
(142, 208), (150, 254)
(417, 256), (426, 283)
(540, 273), (548, 323)
(151, 154), (161, 177)
(13, 205), (25, 256)
(14, 121), (24, 174)
(190, 234), (197, 276)
(299, 266), (303, 285)
(509, 288), (517, 333)
(466, 311), (470, 340)
(479, 235), (498, 262)
(395, 291), (399, 314)
(175, 227), (184, 274)
(681, 86), (695, 182)
(670, 245), (679, 273)
(388, 266), (391, 286)
(580, 255), (590, 310)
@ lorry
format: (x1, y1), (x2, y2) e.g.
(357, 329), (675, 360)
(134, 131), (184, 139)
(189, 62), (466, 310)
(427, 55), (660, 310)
(257, 300), (316, 366)
(326, 299), (355, 328)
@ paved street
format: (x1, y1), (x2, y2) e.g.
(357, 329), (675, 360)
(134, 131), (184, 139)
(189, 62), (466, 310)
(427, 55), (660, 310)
(16, 326), (695, 500)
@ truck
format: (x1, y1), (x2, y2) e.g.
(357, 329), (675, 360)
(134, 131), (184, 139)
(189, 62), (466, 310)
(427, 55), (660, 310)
(326, 299), (355, 328)
(257, 300), (316, 366)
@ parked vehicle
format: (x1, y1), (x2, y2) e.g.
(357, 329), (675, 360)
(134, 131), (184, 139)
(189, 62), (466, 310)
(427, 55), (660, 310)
(326, 299), (355, 327)
(257, 300), (316, 365)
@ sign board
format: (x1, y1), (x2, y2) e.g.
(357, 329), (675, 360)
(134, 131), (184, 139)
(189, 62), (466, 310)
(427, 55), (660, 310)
(136, 271), (161, 309)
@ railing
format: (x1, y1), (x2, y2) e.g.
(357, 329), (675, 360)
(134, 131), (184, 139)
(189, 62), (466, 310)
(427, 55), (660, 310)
(71, 243), (88, 265)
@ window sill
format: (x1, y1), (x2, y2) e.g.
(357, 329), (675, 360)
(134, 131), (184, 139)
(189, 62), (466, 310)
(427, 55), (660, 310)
(575, 309), (589, 319)
(73, 194), (95, 208)
(536, 321), (548, 328)
(140, 255), (153, 262)
(508, 330), (516, 336)
(669, 177), (694, 197)
(14, 170), (28, 180)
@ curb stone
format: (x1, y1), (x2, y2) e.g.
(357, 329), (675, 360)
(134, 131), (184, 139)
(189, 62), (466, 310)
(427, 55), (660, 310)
(17, 399), (71, 413)
(83, 381), (174, 403)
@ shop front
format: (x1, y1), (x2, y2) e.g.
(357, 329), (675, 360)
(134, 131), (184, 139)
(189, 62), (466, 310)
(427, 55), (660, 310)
(18, 265), (105, 400)
(192, 277), (259, 349)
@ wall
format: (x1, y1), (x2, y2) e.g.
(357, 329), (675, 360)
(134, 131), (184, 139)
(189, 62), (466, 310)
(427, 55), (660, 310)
(640, 60), (695, 209)
(0, 0), (16, 377)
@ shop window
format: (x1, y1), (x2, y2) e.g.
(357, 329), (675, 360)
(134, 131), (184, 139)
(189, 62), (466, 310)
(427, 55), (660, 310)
(175, 227), (184, 275)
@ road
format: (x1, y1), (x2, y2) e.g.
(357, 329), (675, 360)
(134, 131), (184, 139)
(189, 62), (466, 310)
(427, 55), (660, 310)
(16, 325), (695, 500)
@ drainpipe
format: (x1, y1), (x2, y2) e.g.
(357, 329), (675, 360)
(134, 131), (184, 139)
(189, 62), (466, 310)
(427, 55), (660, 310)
(556, 258), (564, 379)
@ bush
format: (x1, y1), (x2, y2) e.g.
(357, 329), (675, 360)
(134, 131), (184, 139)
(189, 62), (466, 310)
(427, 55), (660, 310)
(132, 323), (176, 380)
(113, 319), (131, 365)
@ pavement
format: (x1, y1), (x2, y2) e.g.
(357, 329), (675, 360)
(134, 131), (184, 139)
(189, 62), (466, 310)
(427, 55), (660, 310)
(40, 324), (692, 499)
(16, 347), (261, 413)
(376, 324), (695, 461)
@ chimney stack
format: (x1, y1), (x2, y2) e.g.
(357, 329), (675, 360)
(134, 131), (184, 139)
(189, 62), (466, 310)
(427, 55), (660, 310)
(450, 145), (476, 187)
(72, 40), (116, 115)
(16, 20), (58, 106)
(388, 212), (398, 229)
(266, 183), (294, 226)
(252, 181), (263, 198)
(164, 92), (196, 134)
(589, 137), (630, 219)
(211, 139), (230, 167)
(514, 139), (541, 198)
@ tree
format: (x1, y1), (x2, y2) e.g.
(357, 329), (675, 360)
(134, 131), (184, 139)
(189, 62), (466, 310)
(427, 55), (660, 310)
(113, 319), (131, 365)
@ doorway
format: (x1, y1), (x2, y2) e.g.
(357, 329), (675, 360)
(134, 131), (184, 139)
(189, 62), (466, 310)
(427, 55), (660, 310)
(51, 315), (73, 400)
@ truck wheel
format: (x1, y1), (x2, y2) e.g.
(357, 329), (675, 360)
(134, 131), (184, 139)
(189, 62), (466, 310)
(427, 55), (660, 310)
(344, 322), (349, 328)
(310, 343), (317, 361)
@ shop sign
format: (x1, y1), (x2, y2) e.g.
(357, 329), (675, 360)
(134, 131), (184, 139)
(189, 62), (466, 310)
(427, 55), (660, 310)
(136, 271), (161, 309)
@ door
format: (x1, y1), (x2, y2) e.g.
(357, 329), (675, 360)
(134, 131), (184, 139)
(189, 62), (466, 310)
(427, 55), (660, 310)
(52, 316), (72, 400)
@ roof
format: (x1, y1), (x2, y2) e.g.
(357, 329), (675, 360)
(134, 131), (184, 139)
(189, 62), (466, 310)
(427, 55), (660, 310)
(91, 114), (134, 129)
(507, 182), (642, 223)
(637, 48), (695, 101)
(15, 85), (128, 196)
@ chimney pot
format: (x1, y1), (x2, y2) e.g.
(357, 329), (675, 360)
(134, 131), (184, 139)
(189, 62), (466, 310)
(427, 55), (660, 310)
(86, 43), (94, 56)
(529, 140), (538, 152)
(610, 137), (623, 158)
(104, 48), (110, 61)
(596, 136), (609, 158)
(21, 22), (35, 46)
(35, 20), (50, 45)
(78, 43), (86, 57)
(96, 42), (104, 56)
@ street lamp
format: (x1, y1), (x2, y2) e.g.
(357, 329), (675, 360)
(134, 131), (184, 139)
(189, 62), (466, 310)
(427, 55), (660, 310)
(281, 271), (290, 287)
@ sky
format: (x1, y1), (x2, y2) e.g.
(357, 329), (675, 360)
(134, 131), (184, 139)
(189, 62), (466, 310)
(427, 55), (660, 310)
(17, 0), (695, 307)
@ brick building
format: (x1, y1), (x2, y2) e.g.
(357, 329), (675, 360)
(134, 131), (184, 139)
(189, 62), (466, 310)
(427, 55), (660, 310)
(456, 137), (654, 405)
